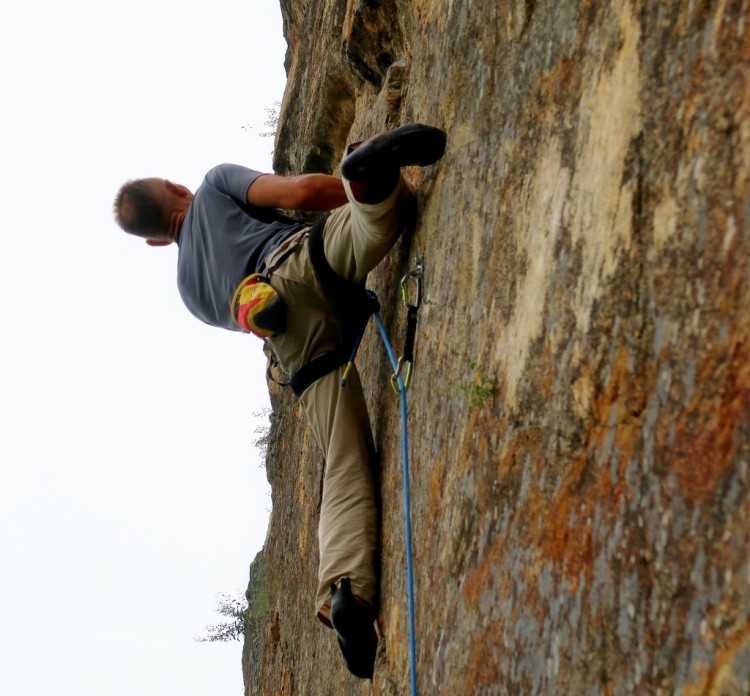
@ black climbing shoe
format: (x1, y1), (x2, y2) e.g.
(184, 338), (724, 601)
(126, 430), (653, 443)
(341, 123), (447, 181)
(330, 577), (378, 680)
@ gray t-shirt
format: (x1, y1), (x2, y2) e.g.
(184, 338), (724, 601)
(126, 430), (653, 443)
(177, 164), (304, 331)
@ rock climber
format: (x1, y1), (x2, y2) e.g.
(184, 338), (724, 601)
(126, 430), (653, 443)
(113, 123), (446, 679)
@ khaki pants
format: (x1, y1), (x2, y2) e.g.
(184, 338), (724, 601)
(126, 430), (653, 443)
(264, 179), (409, 625)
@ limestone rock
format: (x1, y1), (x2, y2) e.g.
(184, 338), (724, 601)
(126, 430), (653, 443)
(245, 1), (750, 693)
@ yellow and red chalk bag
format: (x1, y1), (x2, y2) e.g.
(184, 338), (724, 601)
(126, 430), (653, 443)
(230, 274), (286, 338)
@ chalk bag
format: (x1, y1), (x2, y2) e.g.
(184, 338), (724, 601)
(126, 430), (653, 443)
(231, 273), (287, 338)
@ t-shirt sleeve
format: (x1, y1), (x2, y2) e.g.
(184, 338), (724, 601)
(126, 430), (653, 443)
(204, 164), (266, 203)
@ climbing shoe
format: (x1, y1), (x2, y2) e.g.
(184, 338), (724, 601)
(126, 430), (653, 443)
(340, 123), (447, 181)
(330, 577), (378, 680)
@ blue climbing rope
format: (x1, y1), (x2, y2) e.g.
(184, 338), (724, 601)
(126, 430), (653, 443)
(373, 310), (419, 696)
(337, 258), (422, 692)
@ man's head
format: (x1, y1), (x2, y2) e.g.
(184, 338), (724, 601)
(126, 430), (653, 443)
(113, 178), (193, 246)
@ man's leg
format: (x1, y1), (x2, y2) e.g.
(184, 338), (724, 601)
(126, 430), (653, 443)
(323, 123), (447, 282)
(298, 364), (378, 624)
(322, 177), (410, 284)
(265, 252), (381, 678)
(264, 244), (380, 623)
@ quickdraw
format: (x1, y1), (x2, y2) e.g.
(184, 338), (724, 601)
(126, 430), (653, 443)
(391, 256), (423, 393)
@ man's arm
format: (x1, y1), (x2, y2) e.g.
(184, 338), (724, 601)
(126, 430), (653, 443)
(247, 173), (348, 211)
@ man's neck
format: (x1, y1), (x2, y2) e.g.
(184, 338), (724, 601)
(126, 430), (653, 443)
(167, 209), (188, 242)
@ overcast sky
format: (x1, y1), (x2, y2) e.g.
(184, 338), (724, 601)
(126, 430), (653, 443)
(0, 2), (287, 694)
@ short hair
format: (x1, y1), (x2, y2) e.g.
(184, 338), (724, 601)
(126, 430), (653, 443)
(113, 178), (167, 238)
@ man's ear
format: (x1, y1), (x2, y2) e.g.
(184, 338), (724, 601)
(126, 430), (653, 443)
(146, 239), (172, 247)
(165, 180), (192, 198)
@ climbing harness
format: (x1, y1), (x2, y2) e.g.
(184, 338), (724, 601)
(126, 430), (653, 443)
(231, 217), (378, 393)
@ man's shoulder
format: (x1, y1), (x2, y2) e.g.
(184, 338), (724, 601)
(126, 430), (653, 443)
(204, 163), (265, 193)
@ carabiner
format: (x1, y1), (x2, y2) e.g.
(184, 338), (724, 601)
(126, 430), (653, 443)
(391, 356), (414, 393)
(400, 255), (423, 311)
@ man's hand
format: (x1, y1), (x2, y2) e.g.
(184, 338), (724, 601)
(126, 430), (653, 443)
(247, 174), (348, 212)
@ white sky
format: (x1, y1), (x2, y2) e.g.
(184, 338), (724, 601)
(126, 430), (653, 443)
(0, 2), (287, 694)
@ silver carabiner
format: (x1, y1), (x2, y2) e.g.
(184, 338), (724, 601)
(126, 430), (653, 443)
(400, 255), (423, 310)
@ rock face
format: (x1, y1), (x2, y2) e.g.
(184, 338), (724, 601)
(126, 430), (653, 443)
(243, 1), (750, 694)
